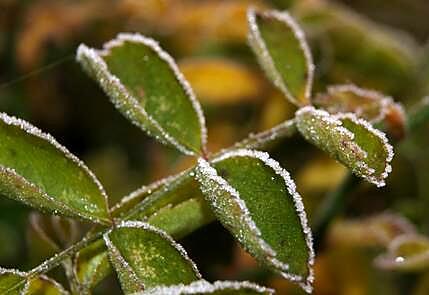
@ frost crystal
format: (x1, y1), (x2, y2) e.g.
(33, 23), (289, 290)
(140, 279), (274, 295)
(247, 8), (314, 106)
(211, 149), (314, 292)
(76, 33), (207, 156)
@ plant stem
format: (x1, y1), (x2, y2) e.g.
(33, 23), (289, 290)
(230, 119), (297, 151)
(27, 229), (106, 279)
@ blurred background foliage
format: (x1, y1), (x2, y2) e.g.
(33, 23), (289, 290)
(1, 0), (429, 294)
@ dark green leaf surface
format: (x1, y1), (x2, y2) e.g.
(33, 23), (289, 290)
(195, 150), (314, 293)
(141, 280), (274, 294)
(248, 9), (313, 106)
(295, 106), (393, 187)
(77, 33), (207, 156)
(104, 221), (201, 294)
(0, 113), (110, 224)
(0, 270), (66, 295)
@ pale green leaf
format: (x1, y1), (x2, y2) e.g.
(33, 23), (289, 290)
(0, 113), (110, 224)
(195, 150), (314, 293)
(140, 280), (274, 294)
(375, 234), (429, 272)
(0, 268), (26, 295)
(25, 276), (69, 295)
(74, 239), (110, 292)
(247, 8), (313, 106)
(295, 106), (393, 187)
(104, 221), (201, 294)
(77, 33), (207, 156)
(0, 269), (67, 295)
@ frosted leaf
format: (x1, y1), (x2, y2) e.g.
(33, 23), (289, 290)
(73, 239), (110, 292)
(247, 8), (314, 106)
(23, 275), (69, 295)
(195, 150), (314, 293)
(139, 280), (274, 294)
(0, 113), (110, 224)
(314, 84), (394, 122)
(76, 33), (207, 156)
(295, 106), (393, 187)
(374, 234), (429, 271)
(314, 84), (407, 138)
(0, 267), (27, 294)
(104, 221), (201, 294)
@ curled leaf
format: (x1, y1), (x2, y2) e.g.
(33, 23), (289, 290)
(328, 212), (416, 248)
(247, 8), (314, 106)
(74, 239), (110, 292)
(295, 106), (393, 187)
(0, 113), (110, 224)
(24, 275), (69, 295)
(375, 234), (429, 272)
(314, 84), (406, 138)
(195, 150), (314, 293)
(104, 221), (201, 294)
(77, 33), (207, 156)
(141, 280), (274, 294)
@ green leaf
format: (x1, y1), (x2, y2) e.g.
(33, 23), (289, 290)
(74, 239), (110, 292)
(195, 150), (314, 293)
(77, 33), (207, 156)
(313, 84), (407, 139)
(0, 269), (67, 295)
(141, 280), (274, 294)
(375, 234), (429, 272)
(147, 197), (214, 240)
(74, 172), (212, 291)
(0, 113), (110, 224)
(295, 106), (393, 187)
(104, 221), (201, 294)
(0, 268), (26, 294)
(25, 276), (68, 295)
(314, 84), (396, 123)
(247, 8), (313, 106)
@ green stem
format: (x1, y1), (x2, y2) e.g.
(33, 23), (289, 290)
(27, 229), (106, 279)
